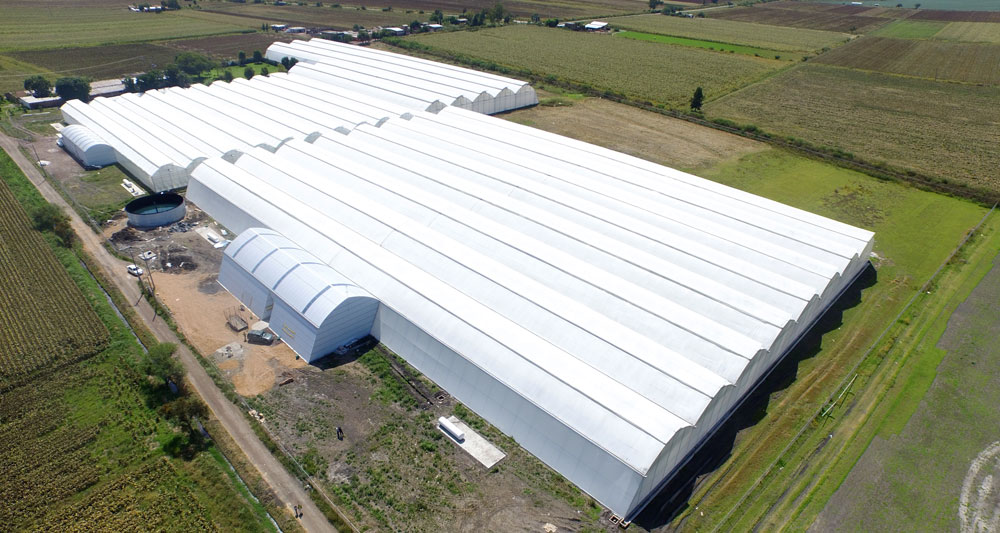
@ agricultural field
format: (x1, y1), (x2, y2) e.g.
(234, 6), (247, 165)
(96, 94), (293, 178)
(870, 19), (949, 39)
(196, 3), (417, 31)
(909, 8), (1000, 22)
(708, 3), (891, 33)
(0, 147), (275, 531)
(663, 147), (994, 531)
(812, 36), (1000, 85)
(9, 44), (181, 83)
(0, 8), (257, 51)
(0, 55), (51, 95)
(0, 165), (107, 391)
(162, 32), (304, 59)
(408, 25), (784, 106)
(933, 21), (1000, 43)
(705, 63), (1000, 198)
(609, 14), (851, 52)
(617, 31), (805, 61)
(813, 245), (1000, 532)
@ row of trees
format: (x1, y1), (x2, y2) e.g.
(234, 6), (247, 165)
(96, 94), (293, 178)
(23, 75), (90, 101)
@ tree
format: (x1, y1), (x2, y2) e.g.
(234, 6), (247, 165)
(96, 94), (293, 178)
(261, 66), (269, 76)
(649, 0), (664, 9)
(238, 50), (246, 65)
(23, 75), (52, 97)
(544, 18), (559, 27)
(122, 76), (137, 93)
(54, 77), (91, 102)
(690, 86), (704, 111)
(164, 64), (190, 87)
(244, 66), (254, 79)
(30, 203), (73, 246)
(429, 9), (443, 23)
(222, 70), (235, 82)
(137, 70), (162, 92)
(410, 19), (422, 32)
(175, 52), (214, 75)
(358, 30), (370, 42)
(142, 342), (184, 384)
(252, 50), (263, 63)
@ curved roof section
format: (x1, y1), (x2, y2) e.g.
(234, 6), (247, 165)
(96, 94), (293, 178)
(226, 227), (375, 328)
(58, 71), (413, 191)
(267, 38), (537, 114)
(61, 124), (111, 152)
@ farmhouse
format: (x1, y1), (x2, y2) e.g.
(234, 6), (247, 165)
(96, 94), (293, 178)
(58, 43), (873, 522)
(585, 21), (609, 31)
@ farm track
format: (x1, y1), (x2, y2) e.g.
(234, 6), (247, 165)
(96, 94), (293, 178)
(0, 133), (336, 533)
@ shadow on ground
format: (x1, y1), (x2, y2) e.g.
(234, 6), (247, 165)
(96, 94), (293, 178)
(634, 262), (877, 531)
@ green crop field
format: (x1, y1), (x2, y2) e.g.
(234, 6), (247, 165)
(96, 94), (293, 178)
(408, 25), (784, 106)
(0, 147), (275, 532)
(708, 3), (890, 33)
(705, 64), (1000, 198)
(871, 19), (948, 39)
(673, 147), (994, 531)
(0, 8), (257, 52)
(812, 36), (1000, 84)
(935, 21), (1000, 43)
(610, 14), (851, 51)
(0, 164), (107, 391)
(617, 31), (802, 60)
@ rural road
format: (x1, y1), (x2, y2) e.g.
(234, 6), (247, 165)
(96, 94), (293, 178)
(0, 134), (336, 533)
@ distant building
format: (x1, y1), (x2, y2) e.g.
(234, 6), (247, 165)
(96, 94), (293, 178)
(426, 23), (443, 31)
(271, 24), (288, 31)
(383, 26), (406, 36)
(585, 21), (609, 31)
(18, 94), (62, 109)
(285, 26), (306, 33)
(89, 79), (126, 99)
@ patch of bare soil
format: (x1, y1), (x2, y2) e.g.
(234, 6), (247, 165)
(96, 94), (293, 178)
(254, 353), (613, 532)
(502, 95), (765, 171)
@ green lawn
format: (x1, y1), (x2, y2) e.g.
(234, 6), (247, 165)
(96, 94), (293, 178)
(617, 31), (801, 61)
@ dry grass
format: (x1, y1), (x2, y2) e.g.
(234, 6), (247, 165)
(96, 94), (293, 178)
(935, 21), (1000, 43)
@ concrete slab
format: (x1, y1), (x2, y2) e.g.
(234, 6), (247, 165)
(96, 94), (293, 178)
(437, 415), (505, 468)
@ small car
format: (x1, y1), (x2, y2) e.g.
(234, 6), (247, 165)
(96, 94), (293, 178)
(126, 264), (144, 277)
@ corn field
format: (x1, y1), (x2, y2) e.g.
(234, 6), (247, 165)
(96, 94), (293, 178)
(0, 178), (107, 390)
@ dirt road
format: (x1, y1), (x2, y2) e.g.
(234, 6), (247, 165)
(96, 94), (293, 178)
(0, 134), (336, 533)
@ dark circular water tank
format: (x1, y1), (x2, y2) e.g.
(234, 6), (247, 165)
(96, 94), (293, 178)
(125, 192), (186, 228)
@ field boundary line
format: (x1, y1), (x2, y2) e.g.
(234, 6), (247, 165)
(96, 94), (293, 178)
(710, 202), (997, 532)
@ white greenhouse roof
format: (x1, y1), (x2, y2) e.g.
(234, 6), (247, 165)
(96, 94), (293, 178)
(266, 38), (537, 114)
(60, 71), (413, 192)
(188, 110), (875, 481)
(226, 228), (374, 327)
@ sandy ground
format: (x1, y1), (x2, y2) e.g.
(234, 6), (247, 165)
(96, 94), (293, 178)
(501, 96), (765, 171)
(153, 271), (306, 397)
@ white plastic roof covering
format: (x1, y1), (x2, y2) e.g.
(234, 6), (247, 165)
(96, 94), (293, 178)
(187, 108), (874, 511)
(266, 38), (537, 114)
(59, 72), (412, 192)
(59, 124), (115, 167)
(225, 227), (374, 328)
